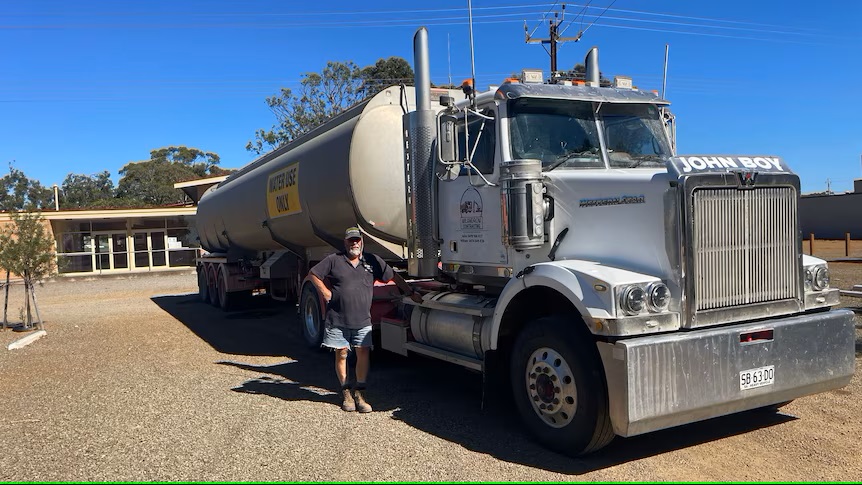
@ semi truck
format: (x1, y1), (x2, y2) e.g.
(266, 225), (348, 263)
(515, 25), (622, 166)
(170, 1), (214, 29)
(195, 27), (856, 456)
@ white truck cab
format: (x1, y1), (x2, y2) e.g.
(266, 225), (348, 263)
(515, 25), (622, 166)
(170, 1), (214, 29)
(394, 27), (855, 455)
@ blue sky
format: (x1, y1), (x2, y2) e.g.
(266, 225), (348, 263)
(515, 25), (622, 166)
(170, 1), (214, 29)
(2, 0), (860, 194)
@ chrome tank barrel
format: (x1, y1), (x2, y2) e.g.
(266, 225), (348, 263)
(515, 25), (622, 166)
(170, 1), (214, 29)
(196, 87), (416, 259)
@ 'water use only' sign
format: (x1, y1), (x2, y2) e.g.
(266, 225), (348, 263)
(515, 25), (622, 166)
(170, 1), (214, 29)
(267, 162), (301, 218)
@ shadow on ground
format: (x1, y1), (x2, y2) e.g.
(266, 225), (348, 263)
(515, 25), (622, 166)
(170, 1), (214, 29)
(152, 292), (798, 475)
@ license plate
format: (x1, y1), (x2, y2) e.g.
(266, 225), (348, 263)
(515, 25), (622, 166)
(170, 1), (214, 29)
(739, 365), (775, 390)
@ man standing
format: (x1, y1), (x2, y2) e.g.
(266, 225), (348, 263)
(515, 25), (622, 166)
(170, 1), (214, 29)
(309, 226), (422, 413)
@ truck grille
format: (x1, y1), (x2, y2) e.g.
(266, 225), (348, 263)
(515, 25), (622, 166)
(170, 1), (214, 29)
(692, 187), (798, 311)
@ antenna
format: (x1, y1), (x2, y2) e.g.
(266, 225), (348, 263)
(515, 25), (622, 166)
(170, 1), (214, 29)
(467, 0), (477, 107)
(661, 44), (669, 99)
(447, 33), (452, 87)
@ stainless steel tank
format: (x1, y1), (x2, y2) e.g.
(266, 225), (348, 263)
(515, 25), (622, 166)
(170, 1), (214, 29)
(197, 86), (453, 260)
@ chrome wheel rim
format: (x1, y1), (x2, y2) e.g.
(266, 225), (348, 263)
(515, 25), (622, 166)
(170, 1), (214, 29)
(525, 347), (577, 428)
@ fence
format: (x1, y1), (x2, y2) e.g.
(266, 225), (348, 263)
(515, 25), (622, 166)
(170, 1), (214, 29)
(804, 232), (862, 260)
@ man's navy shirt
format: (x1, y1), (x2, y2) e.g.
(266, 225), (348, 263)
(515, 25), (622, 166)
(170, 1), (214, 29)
(309, 251), (395, 329)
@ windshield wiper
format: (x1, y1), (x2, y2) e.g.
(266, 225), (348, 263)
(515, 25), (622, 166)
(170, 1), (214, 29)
(543, 148), (600, 172)
(626, 154), (665, 169)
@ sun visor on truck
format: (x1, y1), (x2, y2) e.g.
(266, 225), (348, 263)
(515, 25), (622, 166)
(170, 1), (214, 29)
(666, 155), (792, 181)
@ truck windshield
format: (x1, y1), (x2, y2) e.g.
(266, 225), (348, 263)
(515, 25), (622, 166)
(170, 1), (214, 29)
(509, 98), (671, 171)
(601, 103), (671, 168)
(509, 98), (603, 170)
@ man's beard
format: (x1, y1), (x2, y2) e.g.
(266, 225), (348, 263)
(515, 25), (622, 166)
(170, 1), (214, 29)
(348, 246), (362, 257)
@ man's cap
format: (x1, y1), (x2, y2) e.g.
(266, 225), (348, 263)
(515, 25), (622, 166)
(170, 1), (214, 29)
(344, 226), (362, 239)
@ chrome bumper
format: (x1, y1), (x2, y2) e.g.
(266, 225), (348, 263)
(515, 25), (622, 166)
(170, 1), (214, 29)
(598, 309), (856, 437)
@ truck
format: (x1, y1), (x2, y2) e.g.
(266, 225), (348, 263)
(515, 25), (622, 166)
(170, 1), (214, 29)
(195, 27), (856, 456)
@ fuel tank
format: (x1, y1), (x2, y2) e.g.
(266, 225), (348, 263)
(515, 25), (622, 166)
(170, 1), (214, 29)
(197, 86), (454, 260)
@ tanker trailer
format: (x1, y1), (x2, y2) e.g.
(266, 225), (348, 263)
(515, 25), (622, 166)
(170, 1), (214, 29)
(195, 85), (459, 334)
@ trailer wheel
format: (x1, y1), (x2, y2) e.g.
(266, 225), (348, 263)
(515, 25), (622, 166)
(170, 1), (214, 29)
(510, 315), (615, 456)
(197, 267), (209, 303)
(207, 265), (220, 307)
(218, 266), (233, 311)
(300, 285), (324, 348)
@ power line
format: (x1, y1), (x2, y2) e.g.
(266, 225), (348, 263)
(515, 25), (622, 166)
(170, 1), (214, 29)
(1, 3), (844, 43)
(526, 0), (558, 38)
(564, 0), (618, 38)
(525, 4), (584, 77)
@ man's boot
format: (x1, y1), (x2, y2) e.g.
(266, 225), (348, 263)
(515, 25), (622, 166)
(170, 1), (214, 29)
(340, 384), (356, 412)
(353, 383), (372, 413)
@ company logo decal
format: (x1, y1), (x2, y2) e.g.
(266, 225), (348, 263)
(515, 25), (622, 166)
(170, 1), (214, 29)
(460, 188), (483, 230)
(737, 170), (758, 187)
(579, 194), (645, 208)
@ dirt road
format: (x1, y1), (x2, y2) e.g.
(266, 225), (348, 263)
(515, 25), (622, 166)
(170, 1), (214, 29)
(0, 269), (860, 481)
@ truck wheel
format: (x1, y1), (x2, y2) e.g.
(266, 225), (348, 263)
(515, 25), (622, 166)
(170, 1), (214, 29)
(510, 315), (615, 456)
(218, 266), (232, 311)
(207, 265), (220, 307)
(197, 268), (209, 303)
(300, 285), (324, 348)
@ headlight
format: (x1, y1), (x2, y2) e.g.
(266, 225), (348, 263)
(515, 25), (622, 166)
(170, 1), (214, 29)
(812, 266), (830, 290)
(804, 268), (813, 291)
(647, 282), (670, 312)
(620, 286), (646, 315)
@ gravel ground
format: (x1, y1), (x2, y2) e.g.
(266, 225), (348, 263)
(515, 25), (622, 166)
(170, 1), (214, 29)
(1, 267), (860, 482)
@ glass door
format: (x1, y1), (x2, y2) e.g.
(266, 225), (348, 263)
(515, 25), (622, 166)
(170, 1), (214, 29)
(112, 234), (128, 269)
(93, 232), (129, 271)
(151, 231), (166, 267)
(95, 234), (111, 270)
(133, 232), (150, 268)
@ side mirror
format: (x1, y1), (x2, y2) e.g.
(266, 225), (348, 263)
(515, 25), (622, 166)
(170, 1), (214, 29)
(437, 114), (458, 163)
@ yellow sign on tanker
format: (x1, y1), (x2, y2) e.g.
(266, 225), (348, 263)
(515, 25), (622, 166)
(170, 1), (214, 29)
(266, 163), (301, 218)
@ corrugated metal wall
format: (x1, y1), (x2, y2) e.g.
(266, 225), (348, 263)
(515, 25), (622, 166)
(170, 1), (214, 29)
(800, 192), (862, 239)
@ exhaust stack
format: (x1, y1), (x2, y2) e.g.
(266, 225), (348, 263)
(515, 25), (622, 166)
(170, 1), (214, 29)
(585, 46), (600, 87)
(404, 27), (438, 278)
(414, 28), (431, 112)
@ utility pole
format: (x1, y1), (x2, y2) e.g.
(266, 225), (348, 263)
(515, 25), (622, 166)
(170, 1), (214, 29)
(525, 5), (582, 80)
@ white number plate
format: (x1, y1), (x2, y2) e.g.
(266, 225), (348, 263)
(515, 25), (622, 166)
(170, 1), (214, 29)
(739, 365), (775, 390)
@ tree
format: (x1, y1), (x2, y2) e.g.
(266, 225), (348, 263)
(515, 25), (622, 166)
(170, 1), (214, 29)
(0, 164), (53, 212)
(116, 159), (199, 207)
(60, 171), (115, 209)
(359, 57), (414, 98)
(247, 57), (415, 155)
(246, 61), (364, 154)
(149, 146), (221, 178)
(0, 211), (55, 330)
(559, 63), (612, 87)
(115, 146), (228, 207)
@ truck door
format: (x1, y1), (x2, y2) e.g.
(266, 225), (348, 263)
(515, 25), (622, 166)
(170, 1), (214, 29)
(438, 107), (508, 271)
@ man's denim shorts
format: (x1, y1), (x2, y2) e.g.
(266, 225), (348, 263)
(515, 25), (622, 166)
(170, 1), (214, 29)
(322, 324), (373, 350)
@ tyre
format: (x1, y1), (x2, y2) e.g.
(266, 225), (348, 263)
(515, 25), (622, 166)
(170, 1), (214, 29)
(207, 265), (220, 307)
(197, 267), (209, 303)
(218, 266), (233, 311)
(300, 284), (325, 348)
(509, 315), (615, 456)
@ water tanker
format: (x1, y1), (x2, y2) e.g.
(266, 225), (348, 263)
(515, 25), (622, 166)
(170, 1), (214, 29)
(195, 27), (855, 457)
(197, 85), (456, 261)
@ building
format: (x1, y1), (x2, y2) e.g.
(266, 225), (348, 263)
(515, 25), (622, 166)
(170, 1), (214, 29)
(0, 176), (224, 277)
(800, 179), (862, 239)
